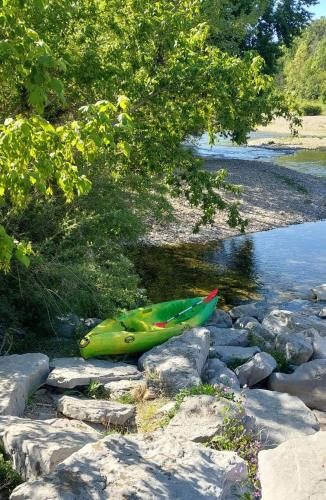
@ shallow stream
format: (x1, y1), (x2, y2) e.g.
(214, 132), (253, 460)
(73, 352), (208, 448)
(193, 133), (326, 177)
(133, 220), (326, 307)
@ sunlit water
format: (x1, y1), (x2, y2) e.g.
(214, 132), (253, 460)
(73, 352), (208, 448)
(133, 220), (326, 307)
(191, 133), (326, 177)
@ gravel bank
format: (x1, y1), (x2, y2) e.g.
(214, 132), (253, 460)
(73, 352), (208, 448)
(145, 158), (326, 245)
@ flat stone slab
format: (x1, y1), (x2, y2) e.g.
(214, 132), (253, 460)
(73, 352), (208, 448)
(242, 389), (319, 449)
(0, 353), (49, 416)
(166, 395), (242, 443)
(138, 328), (210, 391)
(10, 432), (248, 499)
(259, 432), (326, 500)
(3, 417), (100, 480)
(46, 357), (142, 388)
(104, 378), (146, 399)
(235, 352), (276, 387)
(213, 346), (260, 364)
(268, 359), (326, 411)
(57, 395), (136, 426)
(208, 327), (249, 348)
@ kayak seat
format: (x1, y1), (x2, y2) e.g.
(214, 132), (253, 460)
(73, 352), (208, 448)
(120, 318), (152, 333)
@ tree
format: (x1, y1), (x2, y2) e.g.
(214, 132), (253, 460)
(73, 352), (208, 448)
(0, 0), (299, 326)
(282, 18), (326, 101)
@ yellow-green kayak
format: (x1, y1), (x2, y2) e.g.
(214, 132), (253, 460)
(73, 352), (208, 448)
(80, 289), (219, 358)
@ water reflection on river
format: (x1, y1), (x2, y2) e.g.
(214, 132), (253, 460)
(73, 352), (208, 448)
(132, 220), (326, 307)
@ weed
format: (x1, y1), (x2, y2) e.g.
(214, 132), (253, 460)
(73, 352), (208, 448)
(208, 403), (262, 498)
(0, 452), (22, 499)
(84, 380), (109, 400)
(266, 350), (294, 373)
(227, 358), (250, 371)
(116, 393), (135, 405)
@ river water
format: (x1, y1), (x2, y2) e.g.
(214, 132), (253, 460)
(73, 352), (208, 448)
(133, 133), (326, 307)
(193, 133), (326, 177)
(133, 220), (326, 307)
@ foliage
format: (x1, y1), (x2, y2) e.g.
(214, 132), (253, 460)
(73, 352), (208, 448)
(0, 0), (302, 329)
(0, 452), (22, 499)
(267, 349), (294, 374)
(208, 403), (262, 498)
(227, 357), (251, 371)
(282, 18), (326, 102)
(116, 393), (136, 405)
(300, 102), (323, 116)
(84, 380), (109, 400)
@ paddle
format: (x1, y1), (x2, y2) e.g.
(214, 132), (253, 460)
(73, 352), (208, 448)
(154, 288), (218, 328)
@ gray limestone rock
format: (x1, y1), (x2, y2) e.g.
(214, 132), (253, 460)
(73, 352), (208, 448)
(11, 432), (248, 499)
(235, 352), (276, 387)
(3, 417), (100, 480)
(258, 432), (326, 500)
(207, 309), (233, 328)
(46, 357), (142, 389)
(312, 284), (326, 301)
(203, 358), (240, 390)
(0, 353), (49, 416)
(242, 389), (319, 449)
(274, 332), (313, 365)
(268, 359), (326, 411)
(212, 346), (260, 364)
(138, 328), (210, 391)
(208, 327), (249, 349)
(57, 395), (136, 426)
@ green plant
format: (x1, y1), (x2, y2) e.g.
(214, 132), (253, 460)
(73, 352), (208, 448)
(84, 380), (109, 400)
(208, 404), (262, 498)
(274, 173), (308, 195)
(116, 393), (135, 405)
(301, 102), (323, 116)
(267, 350), (294, 373)
(227, 358), (251, 371)
(0, 452), (22, 499)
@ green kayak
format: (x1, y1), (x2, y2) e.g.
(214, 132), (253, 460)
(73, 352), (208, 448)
(80, 289), (219, 358)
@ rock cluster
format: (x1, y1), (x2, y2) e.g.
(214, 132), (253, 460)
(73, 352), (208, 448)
(1, 282), (326, 499)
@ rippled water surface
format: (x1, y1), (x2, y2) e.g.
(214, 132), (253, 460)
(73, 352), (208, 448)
(192, 133), (326, 177)
(133, 220), (326, 307)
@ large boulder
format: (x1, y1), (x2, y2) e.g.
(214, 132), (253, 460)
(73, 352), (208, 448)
(166, 395), (244, 443)
(312, 284), (326, 301)
(242, 389), (319, 449)
(57, 395), (136, 426)
(229, 303), (266, 321)
(319, 306), (326, 318)
(212, 346), (260, 364)
(138, 328), (210, 391)
(299, 328), (326, 359)
(208, 327), (249, 349)
(203, 358), (240, 390)
(10, 433), (248, 499)
(268, 359), (326, 411)
(3, 418), (100, 480)
(0, 354), (49, 416)
(262, 309), (326, 337)
(207, 309), (232, 328)
(274, 332), (313, 365)
(46, 357), (142, 389)
(235, 353), (276, 387)
(53, 314), (81, 338)
(258, 432), (326, 500)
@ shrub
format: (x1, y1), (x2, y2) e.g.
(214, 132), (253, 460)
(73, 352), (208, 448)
(301, 103), (322, 116)
(0, 452), (22, 499)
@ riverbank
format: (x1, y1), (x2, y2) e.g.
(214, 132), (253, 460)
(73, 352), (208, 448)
(248, 116), (326, 150)
(145, 158), (326, 245)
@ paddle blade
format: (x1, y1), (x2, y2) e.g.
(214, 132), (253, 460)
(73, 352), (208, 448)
(203, 288), (218, 303)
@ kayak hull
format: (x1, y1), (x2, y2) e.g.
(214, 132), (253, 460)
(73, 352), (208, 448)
(80, 295), (218, 358)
